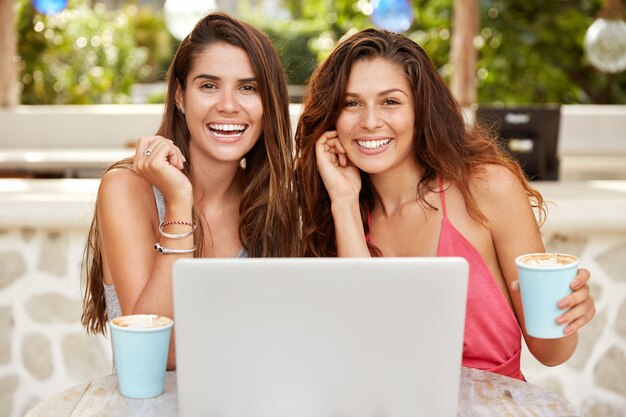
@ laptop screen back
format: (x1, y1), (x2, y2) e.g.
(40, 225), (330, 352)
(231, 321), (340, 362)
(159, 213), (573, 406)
(173, 257), (468, 417)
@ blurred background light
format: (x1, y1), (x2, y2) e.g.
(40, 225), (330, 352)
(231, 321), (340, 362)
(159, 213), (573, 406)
(164, 0), (217, 41)
(584, 18), (626, 73)
(32, 0), (68, 15)
(371, 0), (414, 33)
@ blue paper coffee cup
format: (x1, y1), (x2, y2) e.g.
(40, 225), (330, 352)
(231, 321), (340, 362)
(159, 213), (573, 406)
(515, 253), (580, 339)
(110, 314), (173, 398)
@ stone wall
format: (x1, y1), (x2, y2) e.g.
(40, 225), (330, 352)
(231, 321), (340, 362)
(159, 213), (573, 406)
(523, 231), (626, 417)
(0, 227), (111, 417)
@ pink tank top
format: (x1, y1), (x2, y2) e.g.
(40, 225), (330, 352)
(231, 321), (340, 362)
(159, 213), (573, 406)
(367, 177), (524, 380)
(436, 177), (523, 380)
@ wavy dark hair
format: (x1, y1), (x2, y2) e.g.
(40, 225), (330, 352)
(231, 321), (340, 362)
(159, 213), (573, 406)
(295, 28), (545, 257)
(82, 12), (299, 334)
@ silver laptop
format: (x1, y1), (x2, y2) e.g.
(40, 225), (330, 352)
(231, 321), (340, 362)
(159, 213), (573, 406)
(172, 257), (469, 417)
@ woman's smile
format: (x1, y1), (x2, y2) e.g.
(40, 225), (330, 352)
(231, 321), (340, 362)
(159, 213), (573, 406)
(207, 122), (249, 140)
(355, 137), (393, 154)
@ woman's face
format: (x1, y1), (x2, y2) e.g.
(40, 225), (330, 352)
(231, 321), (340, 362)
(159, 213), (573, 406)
(176, 42), (263, 165)
(335, 57), (416, 176)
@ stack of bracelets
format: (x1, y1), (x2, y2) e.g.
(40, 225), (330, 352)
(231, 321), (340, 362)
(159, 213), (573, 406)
(153, 220), (197, 255)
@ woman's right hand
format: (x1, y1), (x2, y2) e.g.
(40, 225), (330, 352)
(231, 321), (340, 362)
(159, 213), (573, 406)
(315, 131), (361, 203)
(133, 136), (192, 203)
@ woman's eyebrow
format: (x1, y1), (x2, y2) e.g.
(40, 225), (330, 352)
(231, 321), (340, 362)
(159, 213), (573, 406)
(344, 88), (409, 98)
(193, 74), (219, 81)
(378, 88), (409, 97)
(192, 74), (257, 83)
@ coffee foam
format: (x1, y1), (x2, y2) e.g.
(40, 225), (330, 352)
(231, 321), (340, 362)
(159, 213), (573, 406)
(518, 253), (578, 267)
(111, 314), (172, 329)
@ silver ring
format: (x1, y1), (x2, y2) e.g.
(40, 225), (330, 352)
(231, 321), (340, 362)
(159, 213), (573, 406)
(143, 148), (152, 156)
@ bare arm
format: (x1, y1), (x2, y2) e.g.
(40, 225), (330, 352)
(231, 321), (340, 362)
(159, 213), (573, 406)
(99, 136), (192, 370)
(474, 165), (595, 366)
(315, 131), (370, 257)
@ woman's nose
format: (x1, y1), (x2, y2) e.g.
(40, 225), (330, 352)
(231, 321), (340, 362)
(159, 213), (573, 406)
(217, 89), (240, 113)
(359, 106), (383, 130)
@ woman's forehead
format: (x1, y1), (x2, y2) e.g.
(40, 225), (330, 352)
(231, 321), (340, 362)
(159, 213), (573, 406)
(346, 57), (411, 92)
(190, 42), (256, 78)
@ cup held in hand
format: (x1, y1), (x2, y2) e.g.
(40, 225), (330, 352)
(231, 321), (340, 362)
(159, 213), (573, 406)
(515, 253), (579, 339)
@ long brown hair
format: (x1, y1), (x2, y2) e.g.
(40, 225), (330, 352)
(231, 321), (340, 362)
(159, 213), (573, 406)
(82, 12), (299, 334)
(295, 28), (544, 257)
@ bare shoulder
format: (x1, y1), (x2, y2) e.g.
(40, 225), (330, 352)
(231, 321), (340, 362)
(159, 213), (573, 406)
(468, 164), (525, 199)
(466, 164), (532, 220)
(98, 167), (151, 200)
(97, 167), (156, 218)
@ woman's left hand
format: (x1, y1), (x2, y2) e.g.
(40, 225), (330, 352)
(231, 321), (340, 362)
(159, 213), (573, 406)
(556, 268), (596, 335)
(512, 268), (596, 335)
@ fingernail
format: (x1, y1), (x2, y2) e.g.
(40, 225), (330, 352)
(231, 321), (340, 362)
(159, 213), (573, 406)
(564, 326), (574, 334)
(557, 299), (567, 309)
(556, 316), (566, 324)
(570, 279), (580, 289)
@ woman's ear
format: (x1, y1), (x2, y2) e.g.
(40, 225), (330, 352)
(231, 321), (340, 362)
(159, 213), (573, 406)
(175, 83), (185, 115)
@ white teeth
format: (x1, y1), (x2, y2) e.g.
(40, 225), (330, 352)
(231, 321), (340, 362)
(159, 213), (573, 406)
(208, 123), (246, 132)
(208, 123), (247, 138)
(357, 139), (391, 149)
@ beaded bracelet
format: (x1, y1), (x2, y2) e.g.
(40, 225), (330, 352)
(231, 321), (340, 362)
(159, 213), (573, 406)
(159, 220), (197, 239)
(154, 242), (196, 254)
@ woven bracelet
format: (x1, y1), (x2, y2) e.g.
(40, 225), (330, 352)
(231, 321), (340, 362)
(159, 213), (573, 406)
(159, 221), (197, 239)
(154, 242), (196, 254)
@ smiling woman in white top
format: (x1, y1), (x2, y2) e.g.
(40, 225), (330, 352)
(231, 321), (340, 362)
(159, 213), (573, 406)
(81, 12), (299, 370)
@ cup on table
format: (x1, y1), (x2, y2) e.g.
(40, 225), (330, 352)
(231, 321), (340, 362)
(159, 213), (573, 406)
(109, 314), (173, 398)
(515, 253), (580, 339)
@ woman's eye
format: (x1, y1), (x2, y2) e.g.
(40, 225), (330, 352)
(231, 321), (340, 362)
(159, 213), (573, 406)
(344, 100), (358, 107)
(201, 82), (217, 89)
(241, 84), (257, 93)
(383, 98), (400, 105)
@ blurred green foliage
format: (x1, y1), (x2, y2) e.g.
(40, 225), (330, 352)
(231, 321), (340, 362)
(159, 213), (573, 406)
(477, 1), (626, 104)
(14, 0), (626, 104)
(129, 5), (176, 83)
(15, 0), (175, 104)
(257, 20), (325, 87)
(241, 0), (373, 84)
(242, 0), (626, 104)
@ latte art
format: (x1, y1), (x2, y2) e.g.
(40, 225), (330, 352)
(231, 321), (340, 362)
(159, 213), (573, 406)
(517, 253), (578, 267)
(111, 314), (172, 329)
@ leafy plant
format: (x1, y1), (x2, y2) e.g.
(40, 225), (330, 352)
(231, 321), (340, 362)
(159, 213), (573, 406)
(242, 0), (626, 104)
(15, 0), (626, 104)
(477, 0), (626, 104)
(15, 0), (174, 104)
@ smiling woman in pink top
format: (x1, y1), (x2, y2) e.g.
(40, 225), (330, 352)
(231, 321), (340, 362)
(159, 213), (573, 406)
(295, 29), (596, 379)
(81, 13), (299, 371)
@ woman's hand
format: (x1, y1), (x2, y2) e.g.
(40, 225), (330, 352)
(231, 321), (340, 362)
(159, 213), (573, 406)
(556, 268), (596, 335)
(133, 136), (192, 204)
(315, 131), (361, 203)
(511, 267), (596, 335)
